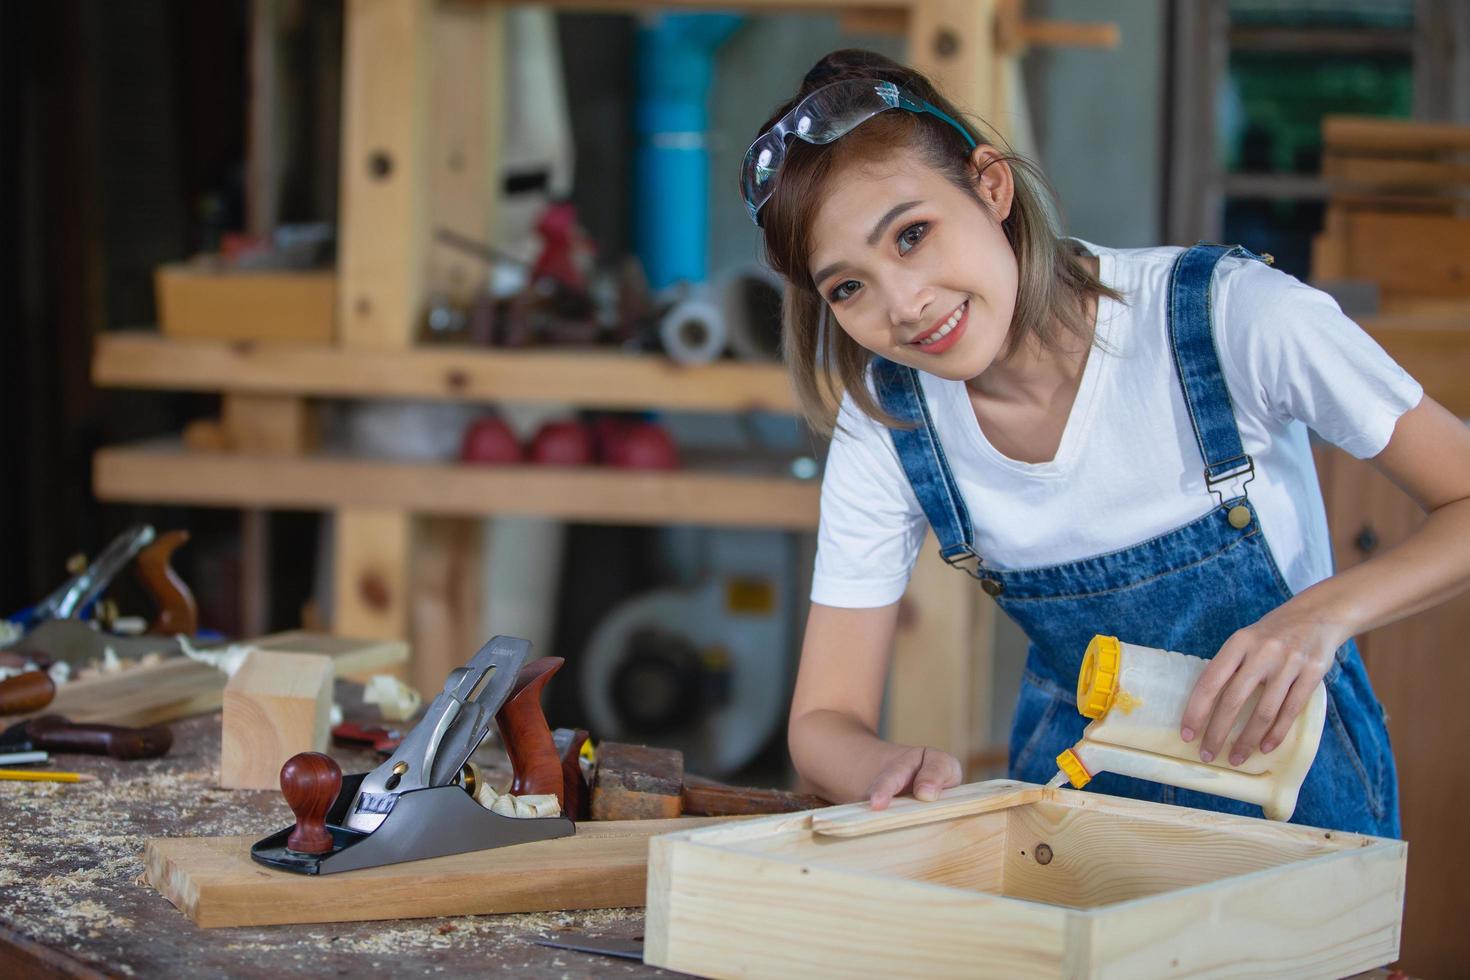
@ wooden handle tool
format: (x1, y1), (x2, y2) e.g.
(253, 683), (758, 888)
(0, 670), (56, 716)
(494, 657), (567, 808)
(280, 752), (342, 854)
(23, 715), (173, 759)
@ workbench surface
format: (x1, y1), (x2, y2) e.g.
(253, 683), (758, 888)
(0, 711), (678, 978)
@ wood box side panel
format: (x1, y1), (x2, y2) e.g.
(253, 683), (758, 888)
(1089, 841), (1406, 979)
(646, 839), (1071, 980)
(1002, 800), (1339, 908)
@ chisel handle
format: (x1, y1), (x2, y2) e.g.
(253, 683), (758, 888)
(0, 671), (56, 716)
(25, 715), (173, 759)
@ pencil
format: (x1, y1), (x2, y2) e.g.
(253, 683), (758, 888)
(0, 768), (96, 783)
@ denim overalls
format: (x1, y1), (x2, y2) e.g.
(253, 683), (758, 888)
(872, 243), (1400, 837)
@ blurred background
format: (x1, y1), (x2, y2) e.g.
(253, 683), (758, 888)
(1, 1), (1468, 968)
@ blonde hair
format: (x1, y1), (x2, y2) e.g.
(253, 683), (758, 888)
(754, 49), (1121, 435)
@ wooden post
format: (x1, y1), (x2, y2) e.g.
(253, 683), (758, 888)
(909, 0), (1003, 138)
(338, 0), (433, 348)
(332, 507), (411, 643)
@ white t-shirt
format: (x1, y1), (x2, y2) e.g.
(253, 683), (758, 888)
(811, 240), (1425, 608)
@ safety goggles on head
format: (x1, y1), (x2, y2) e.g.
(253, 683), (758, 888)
(741, 78), (977, 226)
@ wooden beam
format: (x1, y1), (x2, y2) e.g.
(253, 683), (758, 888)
(92, 332), (799, 413)
(428, 0), (504, 306)
(338, 0), (433, 348)
(94, 443), (822, 529)
(332, 507), (411, 642)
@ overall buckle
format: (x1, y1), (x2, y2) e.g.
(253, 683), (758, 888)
(1205, 455), (1255, 529)
(941, 545), (983, 579)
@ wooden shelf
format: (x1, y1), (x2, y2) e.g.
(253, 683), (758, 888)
(92, 331), (798, 414)
(94, 442), (820, 529)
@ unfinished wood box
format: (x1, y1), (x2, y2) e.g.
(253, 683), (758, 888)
(645, 780), (1405, 979)
(156, 262), (336, 344)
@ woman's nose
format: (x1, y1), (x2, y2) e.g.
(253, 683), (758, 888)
(890, 284), (933, 327)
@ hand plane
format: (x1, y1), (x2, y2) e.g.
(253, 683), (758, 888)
(251, 635), (583, 875)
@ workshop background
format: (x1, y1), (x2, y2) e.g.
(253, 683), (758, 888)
(2, 1), (1469, 973)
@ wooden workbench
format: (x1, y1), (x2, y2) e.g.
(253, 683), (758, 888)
(0, 712), (677, 978)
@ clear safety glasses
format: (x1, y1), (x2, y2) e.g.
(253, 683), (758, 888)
(740, 78), (977, 225)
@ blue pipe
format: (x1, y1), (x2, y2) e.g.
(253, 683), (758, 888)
(634, 13), (743, 291)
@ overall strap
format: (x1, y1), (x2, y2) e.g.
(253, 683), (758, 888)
(871, 357), (984, 575)
(1167, 243), (1273, 506)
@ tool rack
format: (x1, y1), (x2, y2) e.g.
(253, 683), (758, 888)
(89, 0), (1117, 770)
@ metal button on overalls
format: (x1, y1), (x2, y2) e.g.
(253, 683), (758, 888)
(980, 579), (1004, 597)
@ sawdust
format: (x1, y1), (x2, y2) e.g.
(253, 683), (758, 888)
(0, 719), (665, 976)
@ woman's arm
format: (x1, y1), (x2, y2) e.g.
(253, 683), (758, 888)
(788, 601), (963, 807)
(1183, 394), (1470, 766)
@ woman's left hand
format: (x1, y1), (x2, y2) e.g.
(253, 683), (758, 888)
(1180, 603), (1347, 767)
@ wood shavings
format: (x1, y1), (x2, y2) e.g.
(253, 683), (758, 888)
(362, 674), (422, 721)
(175, 634), (256, 678)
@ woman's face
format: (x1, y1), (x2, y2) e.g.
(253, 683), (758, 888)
(807, 145), (1018, 383)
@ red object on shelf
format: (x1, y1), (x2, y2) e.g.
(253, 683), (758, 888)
(606, 421), (679, 470)
(460, 416), (523, 464)
(529, 420), (596, 466)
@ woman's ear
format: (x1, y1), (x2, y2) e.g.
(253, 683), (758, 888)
(968, 144), (1014, 222)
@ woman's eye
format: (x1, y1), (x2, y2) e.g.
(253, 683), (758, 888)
(828, 279), (861, 303)
(897, 222), (928, 255)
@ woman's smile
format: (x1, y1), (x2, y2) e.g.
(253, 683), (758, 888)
(906, 299), (968, 354)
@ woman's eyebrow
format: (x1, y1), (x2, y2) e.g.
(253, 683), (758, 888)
(811, 200), (924, 285)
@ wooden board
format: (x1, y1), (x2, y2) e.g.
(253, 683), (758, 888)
(94, 443), (821, 529)
(145, 817), (730, 928)
(11, 632), (407, 727)
(646, 781), (1406, 979)
(92, 331), (799, 413)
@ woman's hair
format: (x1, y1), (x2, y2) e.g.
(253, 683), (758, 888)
(754, 49), (1122, 435)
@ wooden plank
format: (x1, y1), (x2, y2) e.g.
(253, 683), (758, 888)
(1331, 212), (1470, 300)
(1088, 838), (1404, 978)
(94, 443), (822, 529)
(154, 266), (337, 345)
(332, 507), (411, 643)
(144, 817), (731, 928)
(338, 0), (432, 348)
(428, 0), (503, 306)
(92, 332), (799, 413)
(7, 632), (407, 727)
(1323, 114), (1470, 154)
(812, 780), (1041, 838)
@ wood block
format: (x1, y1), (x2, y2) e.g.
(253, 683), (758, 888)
(646, 781), (1407, 979)
(220, 650), (333, 790)
(155, 263), (335, 344)
(144, 817), (733, 927)
(590, 742), (683, 821)
(332, 507), (410, 645)
(248, 630), (409, 680)
(222, 394), (318, 456)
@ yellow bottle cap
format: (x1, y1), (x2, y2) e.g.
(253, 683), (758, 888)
(1077, 634), (1122, 719)
(1056, 749), (1092, 789)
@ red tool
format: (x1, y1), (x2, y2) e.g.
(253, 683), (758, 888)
(460, 416), (524, 464)
(528, 420), (595, 466)
(331, 722), (403, 755)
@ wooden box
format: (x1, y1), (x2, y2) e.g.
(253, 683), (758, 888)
(156, 262), (336, 344)
(645, 781), (1406, 979)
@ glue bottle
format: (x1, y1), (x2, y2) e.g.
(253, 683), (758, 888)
(1049, 635), (1326, 821)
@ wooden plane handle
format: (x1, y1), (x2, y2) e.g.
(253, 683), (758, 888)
(810, 781), (1044, 838)
(135, 529), (198, 636)
(495, 657), (565, 809)
(26, 715), (173, 759)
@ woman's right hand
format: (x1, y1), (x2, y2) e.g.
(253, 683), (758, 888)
(865, 745), (963, 810)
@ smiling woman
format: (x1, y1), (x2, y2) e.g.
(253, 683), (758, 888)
(755, 48), (1470, 845)
(750, 49), (1119, 436)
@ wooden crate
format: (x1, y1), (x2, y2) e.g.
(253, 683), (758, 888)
(156, 262), (336, 343)
(645, 781), (1405, 979)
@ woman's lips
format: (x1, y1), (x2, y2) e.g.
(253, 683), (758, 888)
(906, 301), (968, 355)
